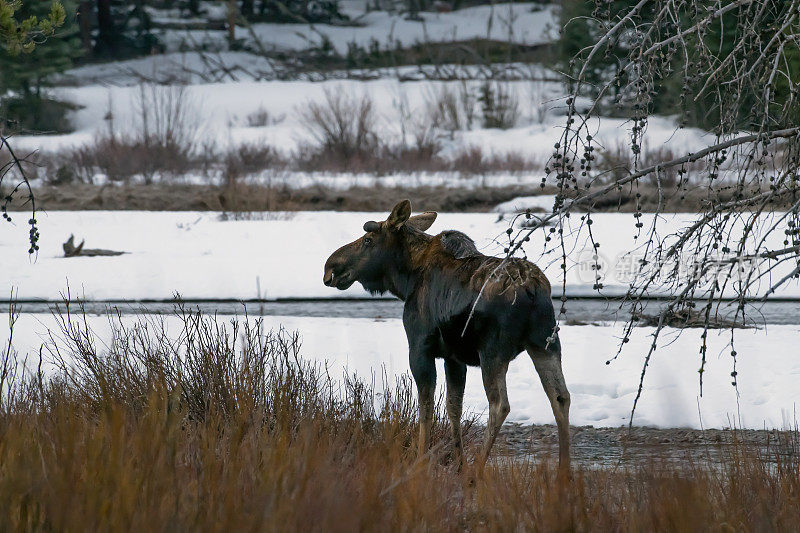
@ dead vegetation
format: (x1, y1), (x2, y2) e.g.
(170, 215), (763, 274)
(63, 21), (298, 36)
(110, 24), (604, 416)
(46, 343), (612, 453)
(5, 183), (545, 213)
(27, 82), (544, 183)
(8, 180), (798, 214)
(1, 304), (799, 531)
(35, 135), (542, 184)
(634, 307), (750, 329)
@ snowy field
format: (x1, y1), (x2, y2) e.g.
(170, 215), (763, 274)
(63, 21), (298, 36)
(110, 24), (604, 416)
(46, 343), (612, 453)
(4, 313), (798, 430)
(17, 76), (712, 175)
(151, 2), (559, 55)
(237, 2), (558, 54)
(3, 210), (798, 301)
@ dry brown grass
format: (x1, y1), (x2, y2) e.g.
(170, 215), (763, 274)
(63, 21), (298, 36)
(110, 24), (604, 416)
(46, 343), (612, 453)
(13, 180), (797, 214)
(1, 304), (799, 531)
(38, 139), (541, 184)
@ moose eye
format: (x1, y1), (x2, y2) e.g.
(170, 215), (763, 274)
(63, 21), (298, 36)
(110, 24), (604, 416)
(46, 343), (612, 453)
(364, 237), (373, 247)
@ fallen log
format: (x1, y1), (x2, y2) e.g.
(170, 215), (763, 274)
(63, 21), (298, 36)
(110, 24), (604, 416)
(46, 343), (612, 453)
(62, 235), (126, 257)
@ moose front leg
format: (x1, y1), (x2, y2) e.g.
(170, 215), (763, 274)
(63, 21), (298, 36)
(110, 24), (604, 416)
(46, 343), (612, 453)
(444, 359), (467, 468)
(409, 353), (437, 457)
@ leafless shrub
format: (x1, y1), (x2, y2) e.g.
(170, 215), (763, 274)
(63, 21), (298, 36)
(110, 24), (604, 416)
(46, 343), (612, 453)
(63, 85), (204, 184)
(479, 81), (519, 129)
(595, 141), (703, 188)
(296, 88), (380, 162)
(449, 146), (486, 175)
(424, 81), (476, 135)
(594, 140), (632, 183)
(526, 79), (551, 124)
(69, 135), (196, 184)
(134, 83), (203, 158)
(223, 142), (284, 185)
(246, 106), (285, 127)
(0, 300), (39, 415)
(392, 86), (443, 162)
(406, 120), (442, 162)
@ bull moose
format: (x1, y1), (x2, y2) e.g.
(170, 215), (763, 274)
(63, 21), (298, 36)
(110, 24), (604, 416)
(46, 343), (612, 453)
(323, 200), (570, 470)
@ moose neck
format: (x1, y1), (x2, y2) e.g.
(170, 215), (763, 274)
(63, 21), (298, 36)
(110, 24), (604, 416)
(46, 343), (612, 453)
(382, 229), (432, 301)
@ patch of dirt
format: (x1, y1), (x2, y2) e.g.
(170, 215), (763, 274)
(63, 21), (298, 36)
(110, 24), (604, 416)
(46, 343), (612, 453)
(9, 182), (797, 213)
(634, 308), (750, 329)
(11, 184), (544, 213)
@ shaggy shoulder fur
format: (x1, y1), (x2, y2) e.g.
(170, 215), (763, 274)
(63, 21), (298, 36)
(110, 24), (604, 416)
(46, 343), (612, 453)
(438, 230), (482, 259)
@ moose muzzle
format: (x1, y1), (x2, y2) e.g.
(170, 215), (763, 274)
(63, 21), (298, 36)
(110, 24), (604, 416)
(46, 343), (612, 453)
(323, 253), (355, 289)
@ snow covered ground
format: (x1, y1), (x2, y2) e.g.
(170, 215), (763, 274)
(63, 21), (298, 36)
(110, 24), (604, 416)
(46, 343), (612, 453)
(60, 51), (284, 86)
(4, 312), (798, 430)
(156, 2), (559, 55)
(17, 76), (711, 185)
(13, 1), (712, 189)
(3, 210), (798, 301)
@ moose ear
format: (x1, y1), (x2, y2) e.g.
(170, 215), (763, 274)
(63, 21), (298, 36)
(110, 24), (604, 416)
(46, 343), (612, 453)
(363, 221), (380, 232)
(386, 199), (412, 229)
(406, 211), (437, 232)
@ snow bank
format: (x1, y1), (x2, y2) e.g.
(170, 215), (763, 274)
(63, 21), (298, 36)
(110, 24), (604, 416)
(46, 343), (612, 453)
(3, 210), (798, 301)
(4, 313), (798, 430)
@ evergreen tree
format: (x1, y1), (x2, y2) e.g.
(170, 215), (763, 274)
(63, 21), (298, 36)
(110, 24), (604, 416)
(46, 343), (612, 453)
(93, 0), (161, 59)
(0, 0), (83, 133)
(0, 0), (82, 97)
(257, 0), (346, 24)
(0, 0), (65, 54)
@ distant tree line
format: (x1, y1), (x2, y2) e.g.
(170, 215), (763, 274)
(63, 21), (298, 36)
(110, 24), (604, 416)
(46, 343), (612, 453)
(225, 0), (346, 24)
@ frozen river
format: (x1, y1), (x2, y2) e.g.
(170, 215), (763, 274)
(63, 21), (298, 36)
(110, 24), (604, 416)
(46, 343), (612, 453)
(8, 297), (800, 325)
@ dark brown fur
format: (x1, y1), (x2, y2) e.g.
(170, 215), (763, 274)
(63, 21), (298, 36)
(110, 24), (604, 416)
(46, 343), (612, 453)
(323, 200), (570, 471)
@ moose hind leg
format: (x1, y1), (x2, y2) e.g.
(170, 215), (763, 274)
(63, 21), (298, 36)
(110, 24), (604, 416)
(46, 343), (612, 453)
(478, 358), (510, 470)
(409, 354), (437, 457)
(528, 347), (571, 471)
(444, 359), (467, 468)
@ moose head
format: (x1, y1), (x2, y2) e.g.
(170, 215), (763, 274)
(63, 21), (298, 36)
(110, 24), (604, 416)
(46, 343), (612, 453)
(323, 200), (437, 294)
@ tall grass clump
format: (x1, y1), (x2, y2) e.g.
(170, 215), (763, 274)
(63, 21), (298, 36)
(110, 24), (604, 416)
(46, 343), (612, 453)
(1, 302), (799, 531)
